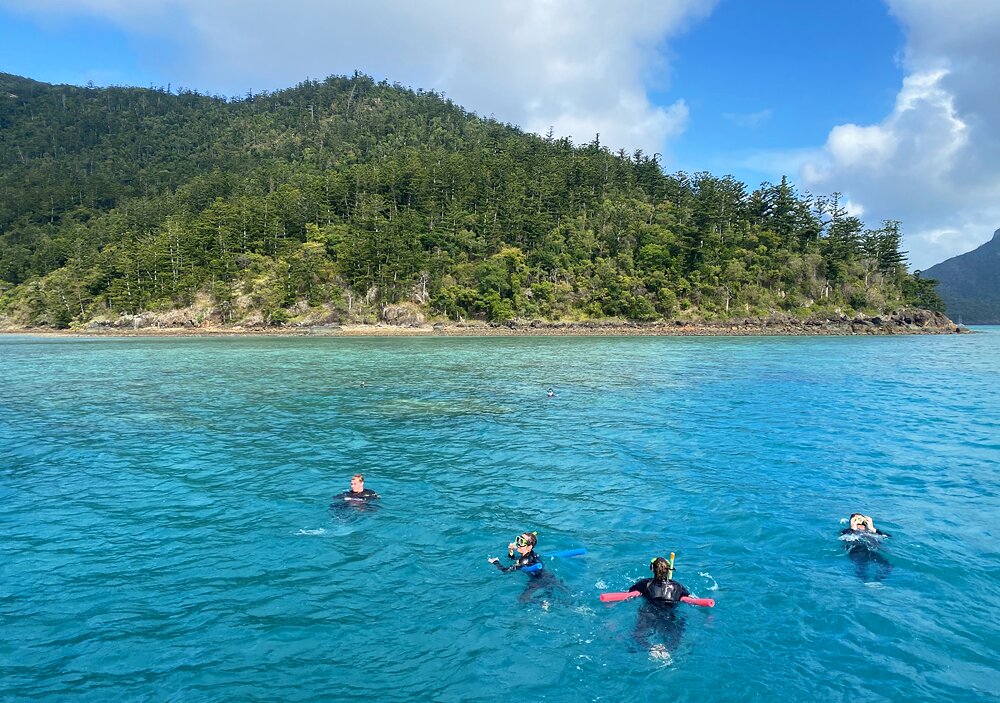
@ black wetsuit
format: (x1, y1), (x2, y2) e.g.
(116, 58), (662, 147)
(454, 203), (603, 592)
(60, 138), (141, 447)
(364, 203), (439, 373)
(628, 578), (690, 652)
(492, 550), (542, 574)
(840, 527), (890, 539)
(628, 578), (690, 603)
(492, 550), (566, 603)
(330, 488), (380, 510)
(841, 528), (892, 581)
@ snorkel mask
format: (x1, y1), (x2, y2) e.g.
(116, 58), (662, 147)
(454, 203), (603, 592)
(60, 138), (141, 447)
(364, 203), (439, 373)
(515, 532), (537, 548)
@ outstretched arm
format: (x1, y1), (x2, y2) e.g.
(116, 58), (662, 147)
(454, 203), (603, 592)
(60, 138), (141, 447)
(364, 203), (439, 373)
(488, 557), (516, 573)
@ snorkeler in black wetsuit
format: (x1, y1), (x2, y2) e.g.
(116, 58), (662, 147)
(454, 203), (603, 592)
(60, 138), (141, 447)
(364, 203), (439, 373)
(489, 532), (564, 602)
(629, 570), (691, 603)
(489, 532), (542, 573)
(629, 557), (691, 652)
(489, 532), (542, 572)
(841, 513), (892, 581)
(330, 473), (380, 509)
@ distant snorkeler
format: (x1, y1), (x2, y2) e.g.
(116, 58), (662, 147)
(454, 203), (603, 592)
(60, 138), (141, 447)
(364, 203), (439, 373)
(840, 513), (892, 581)
(489, 531), (542, 573)
(488, 532), (566, 603)
(330, 473), (380, 511)
(546, 388), (556, 398)
(629, 557), (690, 653)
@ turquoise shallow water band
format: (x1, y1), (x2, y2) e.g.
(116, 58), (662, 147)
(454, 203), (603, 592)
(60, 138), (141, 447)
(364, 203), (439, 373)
(1, 332), (997, 701)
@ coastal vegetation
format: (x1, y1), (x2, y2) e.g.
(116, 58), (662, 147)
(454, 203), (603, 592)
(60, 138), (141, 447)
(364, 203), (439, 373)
(0, 72), (945, 328)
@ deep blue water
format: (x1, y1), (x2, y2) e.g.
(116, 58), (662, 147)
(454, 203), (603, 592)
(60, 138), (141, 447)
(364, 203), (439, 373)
(1, 331), (998, 702)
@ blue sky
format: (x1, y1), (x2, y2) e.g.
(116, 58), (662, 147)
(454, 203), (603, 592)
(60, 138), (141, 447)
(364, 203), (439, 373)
(666, 0), (905, 181)
(1, 0), (998, 269)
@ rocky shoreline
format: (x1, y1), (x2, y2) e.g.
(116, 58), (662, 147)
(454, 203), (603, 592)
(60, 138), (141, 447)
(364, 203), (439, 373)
(0, 308), (969, 337)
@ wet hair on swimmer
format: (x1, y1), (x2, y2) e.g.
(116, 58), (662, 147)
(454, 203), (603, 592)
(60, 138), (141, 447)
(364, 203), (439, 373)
(352, 473), (364, 482)
(650, 557), (671, 581)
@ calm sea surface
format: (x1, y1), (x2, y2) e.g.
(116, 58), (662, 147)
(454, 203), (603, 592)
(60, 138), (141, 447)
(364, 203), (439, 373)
(1, 331), (998, 702)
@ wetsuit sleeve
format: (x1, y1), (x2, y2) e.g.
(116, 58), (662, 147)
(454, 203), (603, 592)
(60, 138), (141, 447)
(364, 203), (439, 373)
(677, 581), (691, 599)
(628, 579), (649, 596)
(492, 551), (528, 573)
(875, 529), (891, 537)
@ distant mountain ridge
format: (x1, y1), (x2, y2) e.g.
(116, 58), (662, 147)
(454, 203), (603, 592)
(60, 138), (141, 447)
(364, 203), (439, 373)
(922, 229), (1000, 324)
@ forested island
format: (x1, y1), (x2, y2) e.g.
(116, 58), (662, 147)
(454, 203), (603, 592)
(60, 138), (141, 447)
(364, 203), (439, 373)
(0, 71), (954, 334)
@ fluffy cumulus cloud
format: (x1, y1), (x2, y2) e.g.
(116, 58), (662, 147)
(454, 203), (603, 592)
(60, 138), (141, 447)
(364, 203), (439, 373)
(801, 1), (1000, 269)
(2, 0), (716, 158)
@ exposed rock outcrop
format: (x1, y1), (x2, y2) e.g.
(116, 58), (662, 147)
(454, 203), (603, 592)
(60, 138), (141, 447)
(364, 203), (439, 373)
(380, 303), (426, 327)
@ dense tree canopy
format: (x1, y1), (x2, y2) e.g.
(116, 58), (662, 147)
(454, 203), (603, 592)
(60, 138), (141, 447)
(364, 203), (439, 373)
(0, 72), (943, 327)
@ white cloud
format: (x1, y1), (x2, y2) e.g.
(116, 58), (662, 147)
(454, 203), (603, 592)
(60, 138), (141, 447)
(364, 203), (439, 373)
(800, 2), (1000, 269)
(824, 123), (896, 170)
(1, 0), (718, 158)
(844, 199), (865, 218)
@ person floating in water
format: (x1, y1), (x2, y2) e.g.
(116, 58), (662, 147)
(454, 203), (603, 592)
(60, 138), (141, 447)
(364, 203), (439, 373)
(629, 556), (690, 654)
(841, 513), (892, 582)
(546, 388), (556, 398)
(842, 513), (889, 536)
(489, 532), (542, 573)
(330, 473), (380, 507)
(630, 556), (691, 603)
(489, 532), (564, 603)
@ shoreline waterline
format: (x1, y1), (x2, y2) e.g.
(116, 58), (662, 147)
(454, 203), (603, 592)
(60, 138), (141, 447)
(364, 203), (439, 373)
(0, 319), (970, 338)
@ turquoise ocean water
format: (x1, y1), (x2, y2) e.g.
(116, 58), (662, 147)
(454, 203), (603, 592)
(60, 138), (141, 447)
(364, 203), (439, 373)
(1, 331), (998, 701)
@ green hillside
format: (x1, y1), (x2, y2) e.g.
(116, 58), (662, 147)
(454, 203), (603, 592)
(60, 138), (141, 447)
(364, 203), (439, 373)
(0, 71), (943, 328)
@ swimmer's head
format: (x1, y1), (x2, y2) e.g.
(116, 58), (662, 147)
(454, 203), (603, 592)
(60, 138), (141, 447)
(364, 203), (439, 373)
(350, 473), (365, 491)
(650, 557), (671, 581)
(515, 532), (537, 549)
